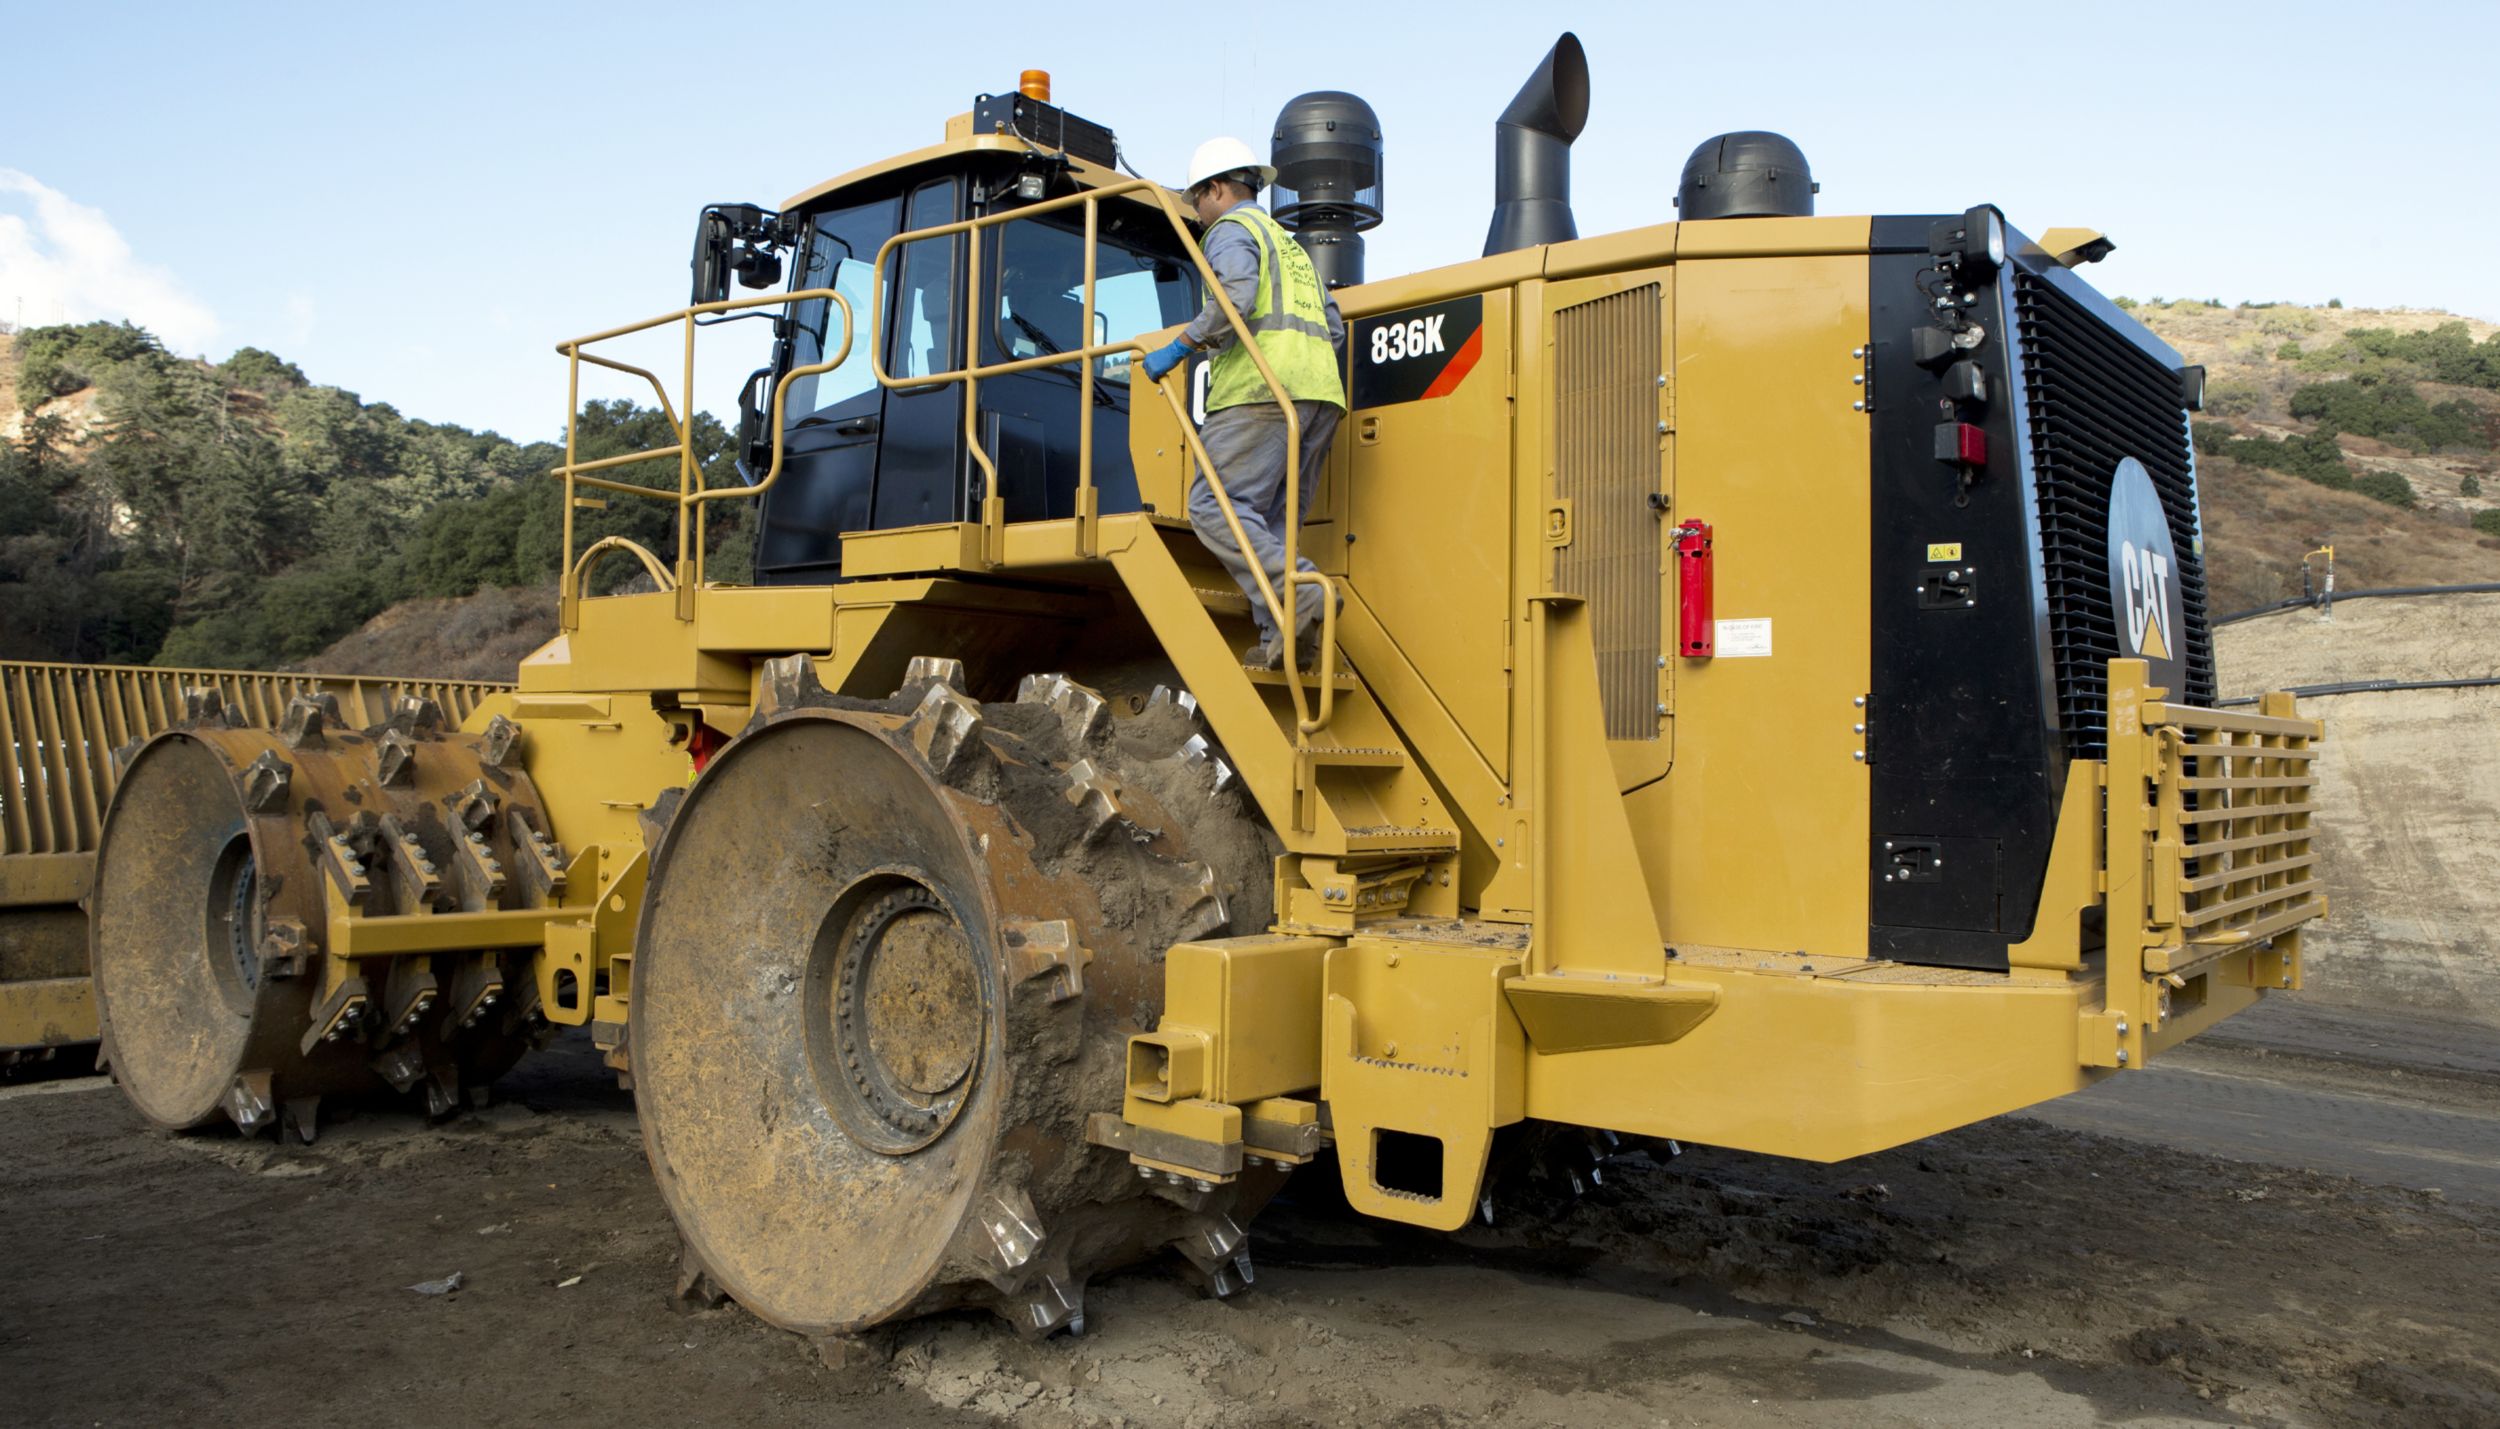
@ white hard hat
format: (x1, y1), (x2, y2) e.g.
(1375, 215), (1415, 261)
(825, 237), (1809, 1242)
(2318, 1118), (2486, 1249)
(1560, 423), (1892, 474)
(1184, 136), (1276, 193)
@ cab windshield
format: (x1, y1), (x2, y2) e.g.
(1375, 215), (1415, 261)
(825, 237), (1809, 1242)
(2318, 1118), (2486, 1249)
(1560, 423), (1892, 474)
(990, 213), (1196, 395)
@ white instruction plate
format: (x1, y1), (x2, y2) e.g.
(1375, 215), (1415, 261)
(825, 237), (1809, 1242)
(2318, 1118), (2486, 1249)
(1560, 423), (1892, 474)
(1714, 618), (1772, 658)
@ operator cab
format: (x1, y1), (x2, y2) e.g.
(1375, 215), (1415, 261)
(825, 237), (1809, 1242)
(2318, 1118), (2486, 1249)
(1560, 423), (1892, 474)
(694, 91), (1201, 586)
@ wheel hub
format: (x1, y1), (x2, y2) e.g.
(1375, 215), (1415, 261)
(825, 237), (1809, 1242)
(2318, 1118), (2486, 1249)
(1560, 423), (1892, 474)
(825, 881), (984, 1152)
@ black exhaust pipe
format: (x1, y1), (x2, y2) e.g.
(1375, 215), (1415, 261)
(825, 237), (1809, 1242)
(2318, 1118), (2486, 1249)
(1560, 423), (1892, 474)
(1483, 33), (1590, 256)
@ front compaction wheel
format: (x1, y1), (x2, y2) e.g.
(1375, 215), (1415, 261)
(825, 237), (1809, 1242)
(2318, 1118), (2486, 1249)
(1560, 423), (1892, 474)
(89, 697), (552, 1139)
(633, 658), (1280, 1339)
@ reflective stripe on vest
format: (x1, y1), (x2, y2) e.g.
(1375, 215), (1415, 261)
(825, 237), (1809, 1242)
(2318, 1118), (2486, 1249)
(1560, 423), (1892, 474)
(1206, 206), (1344, 412)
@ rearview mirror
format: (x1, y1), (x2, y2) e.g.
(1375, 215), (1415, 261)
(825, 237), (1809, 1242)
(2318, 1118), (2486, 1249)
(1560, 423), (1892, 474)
(690, 212), (734, 306)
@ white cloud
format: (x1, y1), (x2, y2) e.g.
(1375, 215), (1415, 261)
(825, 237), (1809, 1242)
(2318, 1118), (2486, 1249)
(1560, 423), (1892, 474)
(0, 169), (219, 351)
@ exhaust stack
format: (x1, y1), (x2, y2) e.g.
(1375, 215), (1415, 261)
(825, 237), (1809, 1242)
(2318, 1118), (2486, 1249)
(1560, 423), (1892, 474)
(1482, 33), (1590, 256)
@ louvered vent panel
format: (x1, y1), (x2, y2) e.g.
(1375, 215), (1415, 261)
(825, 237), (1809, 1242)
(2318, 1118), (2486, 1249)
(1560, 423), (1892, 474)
(2013, 273), (2216, 758)
(1554, 285), (1663, 740)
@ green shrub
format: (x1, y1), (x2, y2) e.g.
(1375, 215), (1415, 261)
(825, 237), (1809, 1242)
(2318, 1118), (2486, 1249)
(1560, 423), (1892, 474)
(2205, 429), (2352, 488)
(2474, 509), (2500, 538)
(2341, 322), (2500, 389)
(2350, 470), (2416, 508)
(2205, 378), (2261, 417)
(2290, 375), (2490, 450)
(2463, 473), (2484, 497)
(2276, 341), (2303, 360)
(14, 321), (165, 408)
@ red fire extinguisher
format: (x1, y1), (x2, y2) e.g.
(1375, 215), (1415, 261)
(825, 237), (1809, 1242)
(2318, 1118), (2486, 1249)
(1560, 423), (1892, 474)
(1675, 520), (1714, 658)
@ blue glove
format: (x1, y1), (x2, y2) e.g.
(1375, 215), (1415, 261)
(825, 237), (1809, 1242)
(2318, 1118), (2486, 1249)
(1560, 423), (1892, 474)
(1140, 337), (1191, 383)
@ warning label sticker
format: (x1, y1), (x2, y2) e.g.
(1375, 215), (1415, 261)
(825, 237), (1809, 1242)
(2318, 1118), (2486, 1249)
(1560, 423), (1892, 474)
(1714, 618), (1773, 658)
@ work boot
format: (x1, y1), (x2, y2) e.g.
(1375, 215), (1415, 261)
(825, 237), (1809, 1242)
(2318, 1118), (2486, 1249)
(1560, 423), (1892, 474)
(1246, 636), (1286, 670)
(1294, 627), (1328, 674)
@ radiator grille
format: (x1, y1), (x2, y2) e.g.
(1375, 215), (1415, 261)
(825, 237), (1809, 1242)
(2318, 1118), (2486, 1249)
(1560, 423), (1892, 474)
(2012, 273), (2216, 758)
(1553, 285), (1663, 740)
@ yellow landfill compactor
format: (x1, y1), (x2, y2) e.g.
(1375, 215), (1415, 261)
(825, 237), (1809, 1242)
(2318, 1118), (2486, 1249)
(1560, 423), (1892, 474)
(82, 40), (2329, 1346)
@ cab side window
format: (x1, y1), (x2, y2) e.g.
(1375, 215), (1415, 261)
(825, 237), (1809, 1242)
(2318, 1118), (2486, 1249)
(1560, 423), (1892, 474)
(786, 198), (896, 419)
(890, 179), (960, 381)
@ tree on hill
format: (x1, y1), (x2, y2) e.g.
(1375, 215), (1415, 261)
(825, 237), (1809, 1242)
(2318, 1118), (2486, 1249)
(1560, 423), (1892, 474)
(2, 320), (750, 669)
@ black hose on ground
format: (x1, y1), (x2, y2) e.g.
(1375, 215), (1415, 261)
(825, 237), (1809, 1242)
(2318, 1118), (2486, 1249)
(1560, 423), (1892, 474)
(2216, 676), (2500, 708)
(2214, 581), (2500, 626)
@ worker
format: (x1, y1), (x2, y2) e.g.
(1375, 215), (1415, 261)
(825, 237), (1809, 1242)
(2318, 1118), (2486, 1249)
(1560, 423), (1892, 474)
(1137, 137), (1347, 669)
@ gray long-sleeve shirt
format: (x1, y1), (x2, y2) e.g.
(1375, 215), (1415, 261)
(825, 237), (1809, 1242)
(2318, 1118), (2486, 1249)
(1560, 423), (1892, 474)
(1180, 200), (1346, 357)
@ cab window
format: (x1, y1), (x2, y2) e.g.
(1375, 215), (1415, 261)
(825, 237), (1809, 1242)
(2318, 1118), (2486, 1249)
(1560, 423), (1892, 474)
(891, 179), (960, 380)
(992, 218), (1195, 392)
(786, 197), (896, 418)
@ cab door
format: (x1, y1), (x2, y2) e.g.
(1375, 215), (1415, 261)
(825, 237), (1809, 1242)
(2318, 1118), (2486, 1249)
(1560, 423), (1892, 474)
(756, 195), (899, 585)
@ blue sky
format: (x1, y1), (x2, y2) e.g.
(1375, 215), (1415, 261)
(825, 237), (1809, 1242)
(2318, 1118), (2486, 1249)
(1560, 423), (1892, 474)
(3, 1), (2495, 440)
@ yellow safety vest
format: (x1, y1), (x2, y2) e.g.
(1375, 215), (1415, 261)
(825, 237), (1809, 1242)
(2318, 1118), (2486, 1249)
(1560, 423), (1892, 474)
(1205, 206), (1344, 413)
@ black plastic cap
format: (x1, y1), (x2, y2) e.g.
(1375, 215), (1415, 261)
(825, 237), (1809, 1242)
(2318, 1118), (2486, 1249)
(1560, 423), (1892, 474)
(1676, 131), (1817, 221)
(1271, 90), (1384, 231)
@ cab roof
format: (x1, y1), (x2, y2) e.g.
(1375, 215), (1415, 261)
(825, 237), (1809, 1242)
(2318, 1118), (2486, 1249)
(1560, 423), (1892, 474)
(779, 127), (1181, 215)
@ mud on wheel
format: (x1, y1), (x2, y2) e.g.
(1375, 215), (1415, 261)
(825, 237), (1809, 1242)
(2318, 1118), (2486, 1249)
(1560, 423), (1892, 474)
(89, 694), (555, 1141)
(633, 657), (1280, 1341)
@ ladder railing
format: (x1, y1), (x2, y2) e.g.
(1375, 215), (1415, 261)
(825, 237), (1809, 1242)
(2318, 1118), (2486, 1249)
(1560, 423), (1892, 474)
(548, 287), (855, 626)
(869, 177), (1339, 737)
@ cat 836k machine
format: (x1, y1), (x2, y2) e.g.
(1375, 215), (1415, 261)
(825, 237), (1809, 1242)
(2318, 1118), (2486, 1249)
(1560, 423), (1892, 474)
(84, 39), (2328, 1345)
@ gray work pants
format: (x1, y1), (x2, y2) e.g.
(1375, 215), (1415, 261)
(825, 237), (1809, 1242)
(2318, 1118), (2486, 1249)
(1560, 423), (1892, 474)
(1188, 400), (1342, 644)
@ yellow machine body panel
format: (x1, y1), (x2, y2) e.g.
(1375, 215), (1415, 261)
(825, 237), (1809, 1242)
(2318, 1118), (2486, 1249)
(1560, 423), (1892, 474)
(1650, 242), (1873, 958)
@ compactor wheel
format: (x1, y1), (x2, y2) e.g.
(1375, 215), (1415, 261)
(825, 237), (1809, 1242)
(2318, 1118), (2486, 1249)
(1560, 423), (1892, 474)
(90, 704), (553, 1138)
(634, 661), (1280, 1340)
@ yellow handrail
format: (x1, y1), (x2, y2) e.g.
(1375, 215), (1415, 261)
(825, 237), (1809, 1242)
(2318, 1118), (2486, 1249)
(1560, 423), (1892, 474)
(568, 535), (676, 597)
(550, 287), (853, 627)
(868, 178), (1334, 735)
(1149, 379), (1339, 735)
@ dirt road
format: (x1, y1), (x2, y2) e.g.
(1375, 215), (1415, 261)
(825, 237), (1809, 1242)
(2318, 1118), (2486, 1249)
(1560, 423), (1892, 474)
(7, 1008), (2498, 1429)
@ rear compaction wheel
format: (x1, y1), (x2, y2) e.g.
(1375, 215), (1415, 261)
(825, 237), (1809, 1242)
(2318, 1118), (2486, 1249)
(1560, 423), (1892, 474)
(633, 658), (1281, 1339)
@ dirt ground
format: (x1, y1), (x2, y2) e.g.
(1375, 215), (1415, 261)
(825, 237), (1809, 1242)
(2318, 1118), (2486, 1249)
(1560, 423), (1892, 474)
(7, 1004), (2499, 1429)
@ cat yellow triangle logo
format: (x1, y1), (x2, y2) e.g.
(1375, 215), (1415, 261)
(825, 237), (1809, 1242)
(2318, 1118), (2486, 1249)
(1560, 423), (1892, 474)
(2137, 610), (2169, 660)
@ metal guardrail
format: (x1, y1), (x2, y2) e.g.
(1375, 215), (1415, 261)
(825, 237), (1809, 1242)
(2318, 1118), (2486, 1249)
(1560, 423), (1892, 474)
(0, 661), (508, 858)
(545, 178), (1343, 737)
(549, 287), (856, 626)
(866, 177), (1339, 737)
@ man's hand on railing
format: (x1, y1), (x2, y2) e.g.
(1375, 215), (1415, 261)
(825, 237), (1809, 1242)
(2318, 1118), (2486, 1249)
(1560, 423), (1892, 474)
(1139, 337), (1192, 384)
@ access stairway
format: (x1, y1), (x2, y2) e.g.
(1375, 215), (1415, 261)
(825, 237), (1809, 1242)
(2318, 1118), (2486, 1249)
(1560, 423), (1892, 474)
(1107, 517), (1464, 932)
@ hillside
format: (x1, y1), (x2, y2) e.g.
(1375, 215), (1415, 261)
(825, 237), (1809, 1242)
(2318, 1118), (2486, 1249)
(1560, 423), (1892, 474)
(0, 320), (740, 672)
(2126, 300), (2500, 611)
(2215, 595), (2500, 1023)
(299, 583), (558, 682)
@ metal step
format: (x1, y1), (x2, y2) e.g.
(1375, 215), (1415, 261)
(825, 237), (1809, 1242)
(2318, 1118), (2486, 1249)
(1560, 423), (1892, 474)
(1242, 664), (1357, 692)
(1341, 825), (1461, 854)
(1302, 745), (1404, 769)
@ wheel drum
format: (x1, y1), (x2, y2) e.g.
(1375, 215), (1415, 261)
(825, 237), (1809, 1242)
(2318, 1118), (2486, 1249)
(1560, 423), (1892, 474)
(635, 678), (1276, 1338)
(90, 733), (318, 1128)
(91, 722), (554, 1134)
